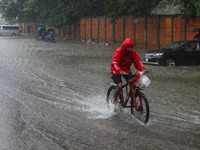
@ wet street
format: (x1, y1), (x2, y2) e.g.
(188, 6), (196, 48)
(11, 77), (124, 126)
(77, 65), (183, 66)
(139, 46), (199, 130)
(0, 35), (199, 150)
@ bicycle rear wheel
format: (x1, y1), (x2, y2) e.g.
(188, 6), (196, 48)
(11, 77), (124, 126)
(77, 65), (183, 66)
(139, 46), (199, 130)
(131, 91), (149, 124)
(106, 85), (122, 110)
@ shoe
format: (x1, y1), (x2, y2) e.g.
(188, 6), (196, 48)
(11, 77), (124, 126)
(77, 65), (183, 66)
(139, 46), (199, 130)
(110, 102), (117, 112)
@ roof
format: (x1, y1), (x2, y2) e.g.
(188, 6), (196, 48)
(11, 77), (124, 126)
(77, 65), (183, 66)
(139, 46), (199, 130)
(151, 0), (182, 15)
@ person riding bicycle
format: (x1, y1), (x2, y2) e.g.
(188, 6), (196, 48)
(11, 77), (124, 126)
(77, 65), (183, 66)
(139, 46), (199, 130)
(111, 38), (146, 109)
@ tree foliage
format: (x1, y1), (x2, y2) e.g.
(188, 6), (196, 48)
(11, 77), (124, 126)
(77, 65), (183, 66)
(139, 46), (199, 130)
(178, 0), (200, 18)
(105, 0), (200, 18)
(0, 0), (106, 27)
(1, 0), (200, 27)
(105, 0), (162, 18)
(195, 1), (200, 16)
(164, 0), (200, 18)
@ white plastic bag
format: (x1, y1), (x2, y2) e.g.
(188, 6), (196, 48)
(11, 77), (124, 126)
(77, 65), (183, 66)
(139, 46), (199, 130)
(139, 75), (151, 88)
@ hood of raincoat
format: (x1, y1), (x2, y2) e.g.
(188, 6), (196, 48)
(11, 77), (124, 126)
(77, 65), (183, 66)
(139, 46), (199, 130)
(121, 38), (134, 51)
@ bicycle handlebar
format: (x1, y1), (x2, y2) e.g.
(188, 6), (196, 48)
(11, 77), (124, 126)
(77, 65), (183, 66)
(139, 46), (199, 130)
(120, 71), (150, 88)
(128, 71), (149, 76)
(139, 71), (149, 75)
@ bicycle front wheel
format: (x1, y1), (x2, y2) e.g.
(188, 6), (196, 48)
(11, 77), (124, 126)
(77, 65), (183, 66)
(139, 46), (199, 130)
(106, 85), (122, 110)
(131, 91), (149, 124)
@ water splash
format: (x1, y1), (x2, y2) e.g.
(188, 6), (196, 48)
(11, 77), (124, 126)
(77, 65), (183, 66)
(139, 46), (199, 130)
(80, 94), (116, 119)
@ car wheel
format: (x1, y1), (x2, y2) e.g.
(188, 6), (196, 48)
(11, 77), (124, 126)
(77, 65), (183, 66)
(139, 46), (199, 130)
(165, 58), (176, 66)
(11, 33), (16, 36)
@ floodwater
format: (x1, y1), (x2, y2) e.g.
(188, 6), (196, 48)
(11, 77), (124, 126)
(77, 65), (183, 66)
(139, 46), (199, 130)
(0, 35), (199, 150)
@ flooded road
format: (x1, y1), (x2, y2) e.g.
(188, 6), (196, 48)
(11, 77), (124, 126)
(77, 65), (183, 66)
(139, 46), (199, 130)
(0, 35), (199, 150)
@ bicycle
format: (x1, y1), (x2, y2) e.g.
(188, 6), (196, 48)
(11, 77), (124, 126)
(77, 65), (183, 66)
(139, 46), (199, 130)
(106, 72), (150, 125)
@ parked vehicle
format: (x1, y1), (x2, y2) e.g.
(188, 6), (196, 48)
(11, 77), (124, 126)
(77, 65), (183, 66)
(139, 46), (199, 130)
(0, 25), (20, 36)
(45, 28), (55, 41)
(38, 27), (46, 40)
(192, 28), (200, 40)
(144, 40), (200, 66)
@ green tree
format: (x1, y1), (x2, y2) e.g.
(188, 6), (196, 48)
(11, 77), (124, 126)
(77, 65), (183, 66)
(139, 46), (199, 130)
(0, 0), (20, 23)
(1, 0), (200, 27)
(195, 1), (200, 16)
(178, 0), (200, 18)
(0, 0), (41, 23)
(105, 0), (162, 18)
(0, 0), (106, 27)
(42, 0), (106, 27)
(164, 0), (200, 18)
(105, 0), (200, 18)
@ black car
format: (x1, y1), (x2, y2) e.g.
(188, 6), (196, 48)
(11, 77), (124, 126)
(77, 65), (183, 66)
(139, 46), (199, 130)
(144, 40), (200, 66)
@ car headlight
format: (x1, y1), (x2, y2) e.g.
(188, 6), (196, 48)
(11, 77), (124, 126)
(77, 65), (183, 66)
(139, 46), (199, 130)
(155, 53), (163, 57)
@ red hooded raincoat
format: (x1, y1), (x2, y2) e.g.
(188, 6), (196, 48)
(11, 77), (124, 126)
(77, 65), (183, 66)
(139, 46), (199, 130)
(111, 38), (145, 75)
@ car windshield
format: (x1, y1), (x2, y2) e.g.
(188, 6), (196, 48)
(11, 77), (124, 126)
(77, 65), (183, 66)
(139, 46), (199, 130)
(162, 41), (186, 49)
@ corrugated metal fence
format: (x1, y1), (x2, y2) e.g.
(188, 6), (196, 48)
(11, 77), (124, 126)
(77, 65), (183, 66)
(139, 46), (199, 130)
(24, 16), (200, 49)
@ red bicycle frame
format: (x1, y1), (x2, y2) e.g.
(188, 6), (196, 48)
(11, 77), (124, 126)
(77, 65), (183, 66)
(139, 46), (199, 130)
(120, 73), (143, 110)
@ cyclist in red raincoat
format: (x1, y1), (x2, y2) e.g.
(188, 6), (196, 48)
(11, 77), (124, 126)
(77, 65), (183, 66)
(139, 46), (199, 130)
(111, 38), (146, 106)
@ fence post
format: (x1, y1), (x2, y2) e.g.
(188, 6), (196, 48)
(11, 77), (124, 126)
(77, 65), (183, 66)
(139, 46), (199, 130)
(184, 18), (186, 40)
(105, 17), (106, 43)
(78, 19), (80, 40)
(72, 24), (75, 40)
(97, 17), (99, 43)
(67, 26), (69, 40)
(84, 17), (86, 41)
(171, 16), (174, 43)
(157, 16), (160, 49)
(123, 17), (125, 41)
(62, 28), (64, 39)
(90, 17), (92, 39)
(133, 17), (135, 44)
(144, 16), (147, 49)
(112, 18), (115, 45)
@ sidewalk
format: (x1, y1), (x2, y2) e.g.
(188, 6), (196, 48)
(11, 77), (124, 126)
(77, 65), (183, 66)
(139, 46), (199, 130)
(55, 38), (148, 53)
(54, 38), (148, 60)
(22, 33), (148, 58)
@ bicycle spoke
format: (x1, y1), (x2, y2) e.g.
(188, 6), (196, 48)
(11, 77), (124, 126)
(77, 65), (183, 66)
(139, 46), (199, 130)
(107, 85), (122, 111)
(134, 106), (147, 123)
(131, 92), (149, 124)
